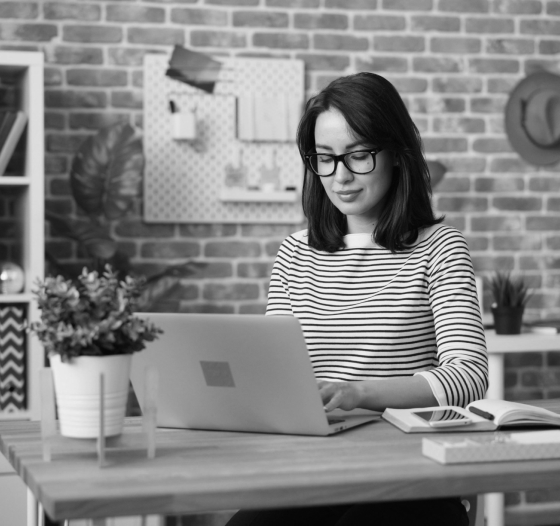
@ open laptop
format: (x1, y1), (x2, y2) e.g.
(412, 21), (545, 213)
(130, 313), (380, 436)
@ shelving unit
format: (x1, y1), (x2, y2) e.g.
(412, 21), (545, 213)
(0, 51), (44, 526)
(0, 50), (44, 422)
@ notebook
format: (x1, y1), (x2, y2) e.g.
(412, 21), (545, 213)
(130, 313), (380, 436)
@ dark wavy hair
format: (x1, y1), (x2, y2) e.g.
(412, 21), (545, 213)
(297, 72), (443, 253)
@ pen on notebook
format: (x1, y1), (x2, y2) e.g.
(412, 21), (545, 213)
(469, 406), (495, 421)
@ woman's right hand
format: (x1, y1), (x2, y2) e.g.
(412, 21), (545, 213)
(318, 381), (363, 412)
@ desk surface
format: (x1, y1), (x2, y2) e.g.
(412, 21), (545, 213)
(2, 400), (560, 521)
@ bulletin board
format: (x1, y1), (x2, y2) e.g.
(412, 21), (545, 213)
(143, 54), (305, 224)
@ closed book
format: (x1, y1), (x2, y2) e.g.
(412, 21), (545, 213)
(422, 430), (560, 464)
(0, 111), (17, 153)
(0, 110), (26, 176)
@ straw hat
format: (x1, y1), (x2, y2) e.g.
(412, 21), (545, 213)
(504, 70), (560, 166)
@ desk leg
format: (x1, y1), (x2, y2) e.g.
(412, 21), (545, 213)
(487, 353), (505, 399)
(27, 488), (38, 526)
(485, 353), (505, 526)
(485, 493), (505, 526)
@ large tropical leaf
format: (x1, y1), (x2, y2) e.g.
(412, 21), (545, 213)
(136, 262), (206, 311)
(46, 211), (117, 260)
(70, 122), (145, 220)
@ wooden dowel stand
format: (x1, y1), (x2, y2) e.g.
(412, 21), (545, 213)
(143, 366), (159, 459)
(39, 368), (56, 462)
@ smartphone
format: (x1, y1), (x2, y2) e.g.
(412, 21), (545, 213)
(413, 409), (472, 428)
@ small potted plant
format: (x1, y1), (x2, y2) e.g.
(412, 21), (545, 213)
(29, 265), (162, 438)
(488, 271), (532, 335)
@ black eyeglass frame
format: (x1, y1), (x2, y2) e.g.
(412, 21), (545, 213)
(304, 149), (383, 177)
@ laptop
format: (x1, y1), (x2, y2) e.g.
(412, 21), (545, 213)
(130, 313), (380, 436)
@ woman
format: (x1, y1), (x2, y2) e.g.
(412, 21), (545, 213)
(227, 72), (487, 526)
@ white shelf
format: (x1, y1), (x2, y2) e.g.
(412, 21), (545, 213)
(0, 176), (30, 185)
(219, 188), (299, 203)
(0, 294), (32, 303)
(0, 410), (32, 421)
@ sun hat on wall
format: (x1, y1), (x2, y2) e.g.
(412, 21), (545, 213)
(504, 70), (560, 166)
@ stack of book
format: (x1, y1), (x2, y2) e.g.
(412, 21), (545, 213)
(0, 109), (27, 176)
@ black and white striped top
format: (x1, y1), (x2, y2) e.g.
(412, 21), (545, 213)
(266, 224), (488, 408)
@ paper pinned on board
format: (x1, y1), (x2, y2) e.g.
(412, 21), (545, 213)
(166, 45), (222, 94)
(237, 93), (302, 142)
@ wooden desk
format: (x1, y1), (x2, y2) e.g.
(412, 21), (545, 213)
(2, 401), (560, 523)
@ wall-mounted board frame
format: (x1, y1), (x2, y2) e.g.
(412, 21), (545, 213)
(143, 54), (305, 224)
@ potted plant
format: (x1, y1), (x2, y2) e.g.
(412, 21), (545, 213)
(29, 265), (162, 438)
(489, 271), (532, 335)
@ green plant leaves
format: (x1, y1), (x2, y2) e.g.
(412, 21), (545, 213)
(70, 122), (144, 220)
(135, 262), (205, 311)
(29, 265), (162, 359)
(46, 211), (117, 260)
(488, 271), (532, 308)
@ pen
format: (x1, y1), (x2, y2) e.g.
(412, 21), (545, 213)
(169, 100), (177, 113)
(469, 406), (495, 421)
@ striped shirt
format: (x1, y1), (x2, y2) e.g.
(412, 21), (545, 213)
(266, 223), (488, 408)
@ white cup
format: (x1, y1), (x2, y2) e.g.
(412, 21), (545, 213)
(172, 111), (197, 141)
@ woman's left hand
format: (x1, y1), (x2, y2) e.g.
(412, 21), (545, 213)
(318, 381), (363, 412)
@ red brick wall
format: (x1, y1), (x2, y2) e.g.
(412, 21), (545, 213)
(3, 5), (560, 376)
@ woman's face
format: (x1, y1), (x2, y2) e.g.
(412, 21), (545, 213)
(314, 108), (394, 235)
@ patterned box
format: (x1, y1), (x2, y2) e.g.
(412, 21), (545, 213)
(423, 431), (560, 464)
(0, 305), (26, 411)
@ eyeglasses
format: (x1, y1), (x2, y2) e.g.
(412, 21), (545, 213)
(304, 150), (382, 177)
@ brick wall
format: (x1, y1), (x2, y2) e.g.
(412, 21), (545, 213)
(1, 0), (559, 389)
(1, 2), (560, 521)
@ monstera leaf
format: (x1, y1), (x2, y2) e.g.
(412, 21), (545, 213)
(70, 122), (145, 220)
(46, 211), (117, 260)
(136, 262), (206, 311)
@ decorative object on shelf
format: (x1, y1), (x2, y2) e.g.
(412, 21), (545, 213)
(28, 265), (162, 438)
(0, 261), (24, 294)
(488, 271), (532, 335)
(258, 149), (281, 192)
(504, 70), (560, 166)
(0, 305), (26, 412)
(224, 148), (248, 189)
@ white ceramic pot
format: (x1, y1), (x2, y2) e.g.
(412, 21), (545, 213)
(49, 353), (132, 438)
